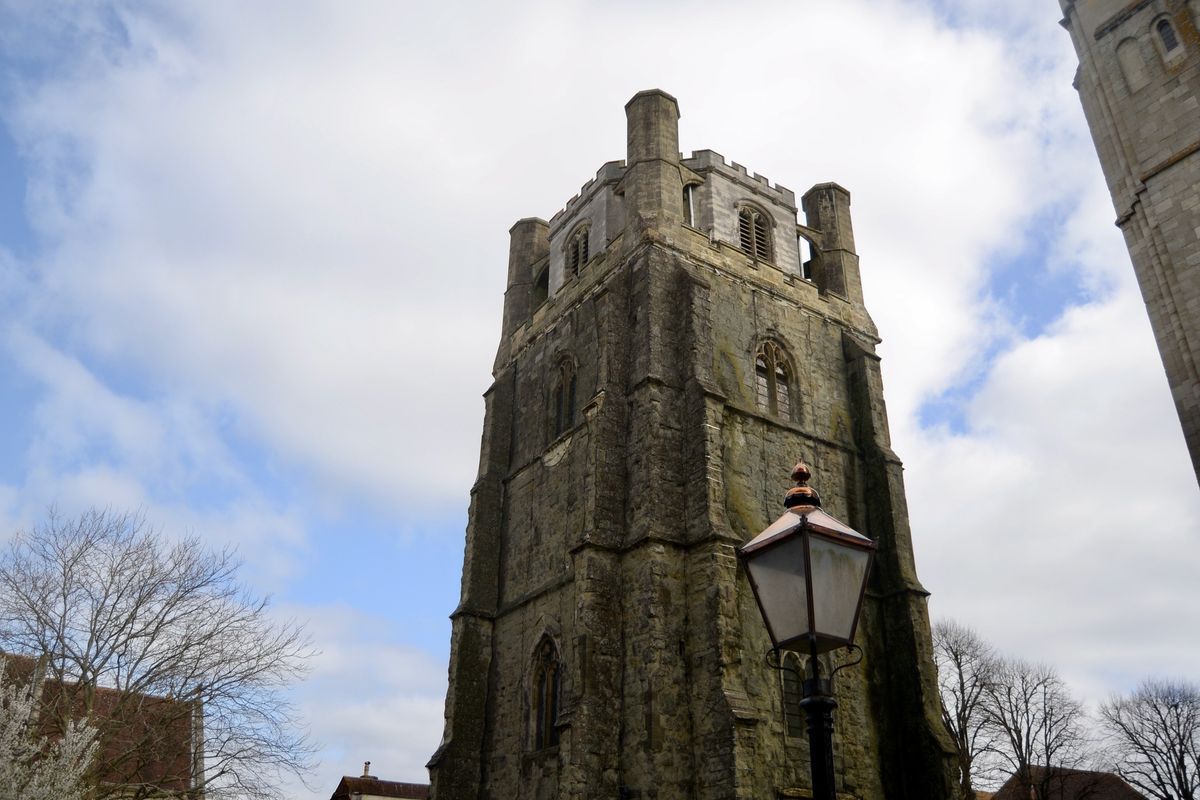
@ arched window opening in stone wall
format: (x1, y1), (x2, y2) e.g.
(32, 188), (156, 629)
(683, 184), (698, 227)
(798, 232), (818, 281)
(551, 359), (577, 438)
(1157, 18), (1181, 52)
(531, 637), (561, 750)
(755, 341), (795, 421)
(567, 226), (590, 276)
(738, 206), (772, 261)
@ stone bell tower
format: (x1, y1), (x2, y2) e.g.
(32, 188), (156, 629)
(1060, 0), (1200, 483)
(428, 90), (956, 800)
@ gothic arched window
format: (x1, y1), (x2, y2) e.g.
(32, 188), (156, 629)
(531, 637), (561, 749)
(755, 341), (794, 420)
(567, 226), (590, 276)
(551, 359), (577, 438)
(1157, 18), (1180, 52)
(738, 206), (772, 261)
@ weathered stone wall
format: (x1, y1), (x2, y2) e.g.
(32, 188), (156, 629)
(430, 89), (956, 799)
(1062, 0), (1200, 482)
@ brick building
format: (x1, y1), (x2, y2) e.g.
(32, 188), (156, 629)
(1060, 0), (1200, 483)
(328, 763), (429, 800)
(2, 653), (200, 797)
(428, 90), (956, 799)
(992, 766), (1147, 800)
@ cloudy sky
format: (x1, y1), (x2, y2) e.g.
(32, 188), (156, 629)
(0, 0), (1197, 795)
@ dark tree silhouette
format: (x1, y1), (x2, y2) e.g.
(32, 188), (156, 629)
(933, 619), (998, 799)
(1102, 678), (1199, 800)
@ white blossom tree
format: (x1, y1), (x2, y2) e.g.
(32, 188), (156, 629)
(0, 658), (97, 800)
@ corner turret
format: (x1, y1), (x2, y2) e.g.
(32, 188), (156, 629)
(620, 89), (684, 244)
(496, 217), (549, 370)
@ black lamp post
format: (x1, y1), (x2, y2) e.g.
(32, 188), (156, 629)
(737, 461), (876, 800)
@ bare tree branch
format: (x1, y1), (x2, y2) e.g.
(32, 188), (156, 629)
(933, 619), (999, 799)
(982, 657), (1094, 798)
(1101, 678), (1199, 800)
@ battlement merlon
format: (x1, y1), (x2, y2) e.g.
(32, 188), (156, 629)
(548, 160), (626, 231)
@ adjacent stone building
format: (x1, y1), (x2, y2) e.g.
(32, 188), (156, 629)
(1060, 0), (1200, 483)
(428, 90), (956, 799)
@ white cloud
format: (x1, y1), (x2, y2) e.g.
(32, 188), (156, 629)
(4, 0), (1076, 513)
(916, 281), (1199, 696)
(286, 605), (446, 790)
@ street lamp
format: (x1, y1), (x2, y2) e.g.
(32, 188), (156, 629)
(737, 461), (876, 800)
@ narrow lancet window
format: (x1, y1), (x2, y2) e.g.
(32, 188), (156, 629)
(776, 361), (791, 419)
(551, 359), (577, 437)
(683, 184), (697, 227)
(532, 637), (561, 749)
(1158, 18), (1180, 52)
(568, 227), (590, 276)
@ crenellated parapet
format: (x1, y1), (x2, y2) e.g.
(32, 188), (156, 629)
(683, 149), (797, 208)
(494, 94), (880, 376)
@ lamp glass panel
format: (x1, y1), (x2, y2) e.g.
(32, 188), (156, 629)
(808, 535), (870, 642)
(745, 535), (809, 646)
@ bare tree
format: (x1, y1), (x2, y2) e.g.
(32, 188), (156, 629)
(0, 657), (97, 800)
(1101, 678), (1199, 800)
(933, 619), (998, 799)
(983, 657), (1095, 799)
(0, 509), (316, 800)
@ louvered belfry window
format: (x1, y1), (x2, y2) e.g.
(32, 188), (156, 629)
(568, 228), (589, 275)
(754, 341), (793, 420)
(1158, 18), (1180, 51)
(738, 207), (771, 261)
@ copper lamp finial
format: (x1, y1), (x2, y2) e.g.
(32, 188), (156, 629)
(784, 460), (822, 509)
